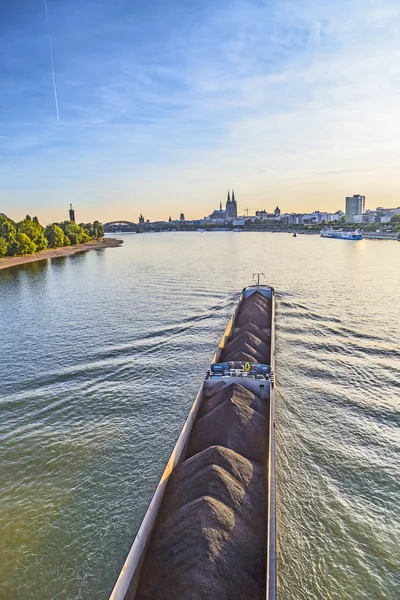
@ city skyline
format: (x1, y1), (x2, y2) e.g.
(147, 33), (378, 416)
(2, 0), (400, 223)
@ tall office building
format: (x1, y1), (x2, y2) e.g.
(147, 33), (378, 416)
(345, 195), (365, 222)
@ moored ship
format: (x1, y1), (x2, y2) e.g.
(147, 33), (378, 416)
(109, 285), (276, 600)
(320, 227), (363, 240)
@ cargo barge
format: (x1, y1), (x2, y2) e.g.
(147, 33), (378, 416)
(109, 285), (276, 600)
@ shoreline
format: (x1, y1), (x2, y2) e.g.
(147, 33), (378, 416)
(0, 238), (123, 271)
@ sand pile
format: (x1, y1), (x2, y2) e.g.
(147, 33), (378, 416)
(135, 382), (268, 600)
(220, 291), (272, 364)
(134, 293), (272, 600)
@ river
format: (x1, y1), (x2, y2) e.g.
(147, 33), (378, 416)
(0, 232), (399, 599)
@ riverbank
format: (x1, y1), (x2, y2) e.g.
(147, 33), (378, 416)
(363, 232), (398, 240)
(0, 238), (123, 270)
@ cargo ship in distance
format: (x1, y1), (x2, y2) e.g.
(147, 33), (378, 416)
(109, 285), (276, 600)
(321, 227), (363, 240)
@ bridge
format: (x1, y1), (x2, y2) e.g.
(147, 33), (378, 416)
(103, 220), (138, 232)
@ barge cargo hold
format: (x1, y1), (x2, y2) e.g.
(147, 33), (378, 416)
(109, 285), (276, 600)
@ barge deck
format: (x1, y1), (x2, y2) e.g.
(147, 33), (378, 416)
(109, 285), (276, 600)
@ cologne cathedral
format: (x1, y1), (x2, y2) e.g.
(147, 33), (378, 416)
(209, 190), (238, 220)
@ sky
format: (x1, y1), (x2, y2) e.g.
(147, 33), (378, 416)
(1, 0), (400, 224)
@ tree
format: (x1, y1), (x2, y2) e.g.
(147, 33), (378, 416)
(12, 232), (37, 256)
(0, 215), (17, 256)
(81, 222), (94, 238)
(17, 216), (48, 251)
(60, 221), (86, 245)
(0, 214), (16, 243)
(0, 236), (7, 258)
(390, 214), (400, 224)
(93, 221), (104, 239)
(45, 224), (68, 248)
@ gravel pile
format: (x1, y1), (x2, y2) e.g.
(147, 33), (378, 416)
(134, 293), (271, 600)
(220, 291), (271, 364)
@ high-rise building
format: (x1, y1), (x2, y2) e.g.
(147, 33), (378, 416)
(274, 206), (281, 218)
(69, 203), (75, 222)
(139, 214), (145, 224)
(180, 213), (185, 221)
(345, 195), (365, 222)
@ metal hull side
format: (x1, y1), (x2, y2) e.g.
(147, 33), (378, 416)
(266, 291), (277, 600)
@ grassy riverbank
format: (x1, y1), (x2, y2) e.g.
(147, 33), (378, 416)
(0, 238), (122, 270)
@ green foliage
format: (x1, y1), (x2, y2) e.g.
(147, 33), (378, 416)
(0, 215), (17, 254)
(17, 217), (48, 251)
(80, 221), (104, 239)
(60, 221), (86, 245)
(0, 214), (104, 259)
(390, 214), (400, 224)
(93, 220), (104, 239)
(80, 222), (94, 237)
(45, 224), (68, 248)
(0, 236), (8, 258)
(13, 232), (37, 255)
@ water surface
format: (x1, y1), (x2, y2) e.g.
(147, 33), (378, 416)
(1, 232), (399, 599)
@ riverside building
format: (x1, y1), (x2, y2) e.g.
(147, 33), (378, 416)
(345, 195), (365, 222)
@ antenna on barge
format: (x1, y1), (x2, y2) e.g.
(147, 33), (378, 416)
(252, 272), (265, 288)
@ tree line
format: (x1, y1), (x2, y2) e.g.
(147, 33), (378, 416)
(0, 215), (104, 258)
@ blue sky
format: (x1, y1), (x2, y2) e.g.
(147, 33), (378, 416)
(1, 0), (400, 223)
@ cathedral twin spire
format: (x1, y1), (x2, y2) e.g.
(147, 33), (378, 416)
(226, 189), (237, 218)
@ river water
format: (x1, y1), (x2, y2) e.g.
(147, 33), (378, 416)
(0, 232), (399, 600)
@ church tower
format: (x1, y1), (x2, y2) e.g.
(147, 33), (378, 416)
(231, 189), (238, 217)
(226, 190), (232, 217)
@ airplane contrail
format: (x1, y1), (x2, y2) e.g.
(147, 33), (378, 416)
(44, 0), (60, 121)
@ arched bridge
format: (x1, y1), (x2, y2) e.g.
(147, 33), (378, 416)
(103, 220), (138, 231)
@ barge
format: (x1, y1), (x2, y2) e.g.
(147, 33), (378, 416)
(109, 285), (276, 600)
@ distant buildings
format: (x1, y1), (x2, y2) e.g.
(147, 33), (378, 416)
(345, 195), (365, 222)
(255, 210), (275, 220)
(127, 191), (399, 232)
(343, 195), (400, 224)
(375, 206), (400, 223)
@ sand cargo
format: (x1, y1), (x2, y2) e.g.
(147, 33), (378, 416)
(109, 285), (276, 600)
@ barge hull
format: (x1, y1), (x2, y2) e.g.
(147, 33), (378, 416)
(109, 285), (276, 600)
